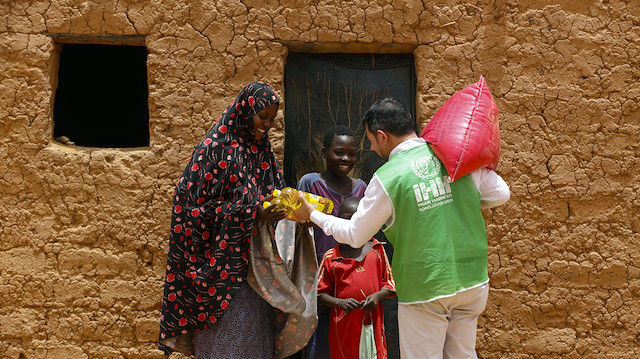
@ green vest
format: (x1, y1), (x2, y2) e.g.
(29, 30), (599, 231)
(376, 143), (488, 303)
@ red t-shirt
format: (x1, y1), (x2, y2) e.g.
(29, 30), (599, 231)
(317, 240), (396, 359)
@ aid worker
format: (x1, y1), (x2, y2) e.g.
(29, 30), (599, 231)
(292, 97), (510, 359)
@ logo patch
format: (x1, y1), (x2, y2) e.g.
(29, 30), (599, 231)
(411, 154), (441, 179)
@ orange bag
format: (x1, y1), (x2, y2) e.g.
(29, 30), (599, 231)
(420, 76), (500, 182)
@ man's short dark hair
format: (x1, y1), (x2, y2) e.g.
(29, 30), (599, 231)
(323, 125), (355, 148)
(362, 98), (417, 136)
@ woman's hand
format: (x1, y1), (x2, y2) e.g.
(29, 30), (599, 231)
(257, 195), (288, 222)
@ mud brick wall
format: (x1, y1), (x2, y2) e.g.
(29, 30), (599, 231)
(1, 0), (639, 358)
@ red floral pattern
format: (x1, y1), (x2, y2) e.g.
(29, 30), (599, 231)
(159, 82), (284, 355)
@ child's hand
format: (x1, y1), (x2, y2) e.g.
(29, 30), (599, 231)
(337, 298), (362, 312)
(361, 289), (394, 311)
(361, 293), (381, 311)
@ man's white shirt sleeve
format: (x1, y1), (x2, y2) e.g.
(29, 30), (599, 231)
(470, 168), (511, 209)
(309, 174), (393, 249)
(310, 140), (510, 248)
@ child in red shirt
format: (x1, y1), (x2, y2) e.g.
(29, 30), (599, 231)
(317, 197), (396, 359)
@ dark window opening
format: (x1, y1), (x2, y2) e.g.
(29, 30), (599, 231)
(284, 53), (416, 187)
(53, 43), (149, 148)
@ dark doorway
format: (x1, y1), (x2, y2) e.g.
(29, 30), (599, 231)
(284, 52), (415, 359)
(283, 53), (416, 188)
(53, 43), (149, 148)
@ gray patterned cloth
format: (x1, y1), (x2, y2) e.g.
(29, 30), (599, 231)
(194, 282), (274, 359)
(194, 220), (318, 359)
(247, 219), (319, 359)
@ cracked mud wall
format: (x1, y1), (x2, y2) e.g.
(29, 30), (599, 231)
(1, 0), (639, 358)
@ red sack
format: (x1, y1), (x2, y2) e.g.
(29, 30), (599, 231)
(420, 76), (500, 182)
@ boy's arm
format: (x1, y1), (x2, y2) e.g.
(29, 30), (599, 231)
(319, 293), (362, 312)
(361, 242), (396, 311)
(379, 243), (396, 292)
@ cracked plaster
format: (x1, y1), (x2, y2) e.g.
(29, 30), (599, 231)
(1, 0), (640, 358)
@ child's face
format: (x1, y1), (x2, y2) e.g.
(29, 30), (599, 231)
(323, 135), (357, 178)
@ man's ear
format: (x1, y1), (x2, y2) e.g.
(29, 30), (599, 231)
(321, 146), (327, 157)
(377, 129), (389, 144)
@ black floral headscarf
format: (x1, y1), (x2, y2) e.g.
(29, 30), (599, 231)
(159, 81), (285, 355)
